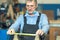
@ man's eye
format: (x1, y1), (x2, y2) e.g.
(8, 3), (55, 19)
(26, 5), (29, 7)
(26, 5), (34, 7)
(30, 5), (34, 7)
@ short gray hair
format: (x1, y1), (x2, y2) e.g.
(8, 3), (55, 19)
(26, 0), (38, 7)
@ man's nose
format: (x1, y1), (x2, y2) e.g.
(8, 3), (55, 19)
(29, 8), (31, 9)
(28, 7), (32, 10)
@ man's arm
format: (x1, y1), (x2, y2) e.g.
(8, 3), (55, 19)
(7, 15), (23, 34)
(36, 14), (49, 35)
(41, 14), (49, 34)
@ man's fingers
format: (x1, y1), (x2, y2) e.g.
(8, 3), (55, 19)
(36, 30), (41, 35)
(7, 29), (15, 34)
(40, 32), (44, 36)
(36, 29), (44, 36)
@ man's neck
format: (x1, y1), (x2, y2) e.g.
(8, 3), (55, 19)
(29, 13), (34, 16)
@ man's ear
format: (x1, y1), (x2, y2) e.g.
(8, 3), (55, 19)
(35, 5), (38, 10)
(35, 3), (38, 9)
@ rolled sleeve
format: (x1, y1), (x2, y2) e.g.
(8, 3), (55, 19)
(39, 14), (49, 34)
(9, 15), (23, 32)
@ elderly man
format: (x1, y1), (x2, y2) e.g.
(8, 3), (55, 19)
(7, 0), (49, 40)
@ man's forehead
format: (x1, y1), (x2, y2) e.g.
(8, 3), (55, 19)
(26, 0), (32, 1)
(26, 1), (35, 5)
(26, 0), (34, 1)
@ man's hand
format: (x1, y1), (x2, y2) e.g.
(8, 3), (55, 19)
(36, 29), (44, 36)
(7, 29), (15, 34)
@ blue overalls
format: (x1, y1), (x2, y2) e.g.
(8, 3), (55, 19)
(18, 13), (45, 40)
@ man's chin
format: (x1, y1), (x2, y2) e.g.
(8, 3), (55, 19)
(28, 12), (33, 14)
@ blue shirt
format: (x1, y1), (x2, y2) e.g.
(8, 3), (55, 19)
(9, 11), (49, 34)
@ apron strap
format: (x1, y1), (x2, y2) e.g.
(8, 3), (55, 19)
(23, 15), (27, 24)
(36, 13), (41, 25)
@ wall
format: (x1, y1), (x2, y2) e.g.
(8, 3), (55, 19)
(41, 4), (60, 19)
(18, 0), (60, 4)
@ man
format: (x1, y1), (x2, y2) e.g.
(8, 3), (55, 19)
(7, 0), (49, 40)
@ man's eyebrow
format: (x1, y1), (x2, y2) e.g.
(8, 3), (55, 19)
(27, 5), (34, 6)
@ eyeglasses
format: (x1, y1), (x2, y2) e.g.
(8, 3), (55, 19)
(26, 5), (35, 7)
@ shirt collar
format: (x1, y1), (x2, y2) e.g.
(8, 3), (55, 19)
(25, 11), (39, 17)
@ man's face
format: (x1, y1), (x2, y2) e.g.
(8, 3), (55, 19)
(26, 1), (37, 14)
